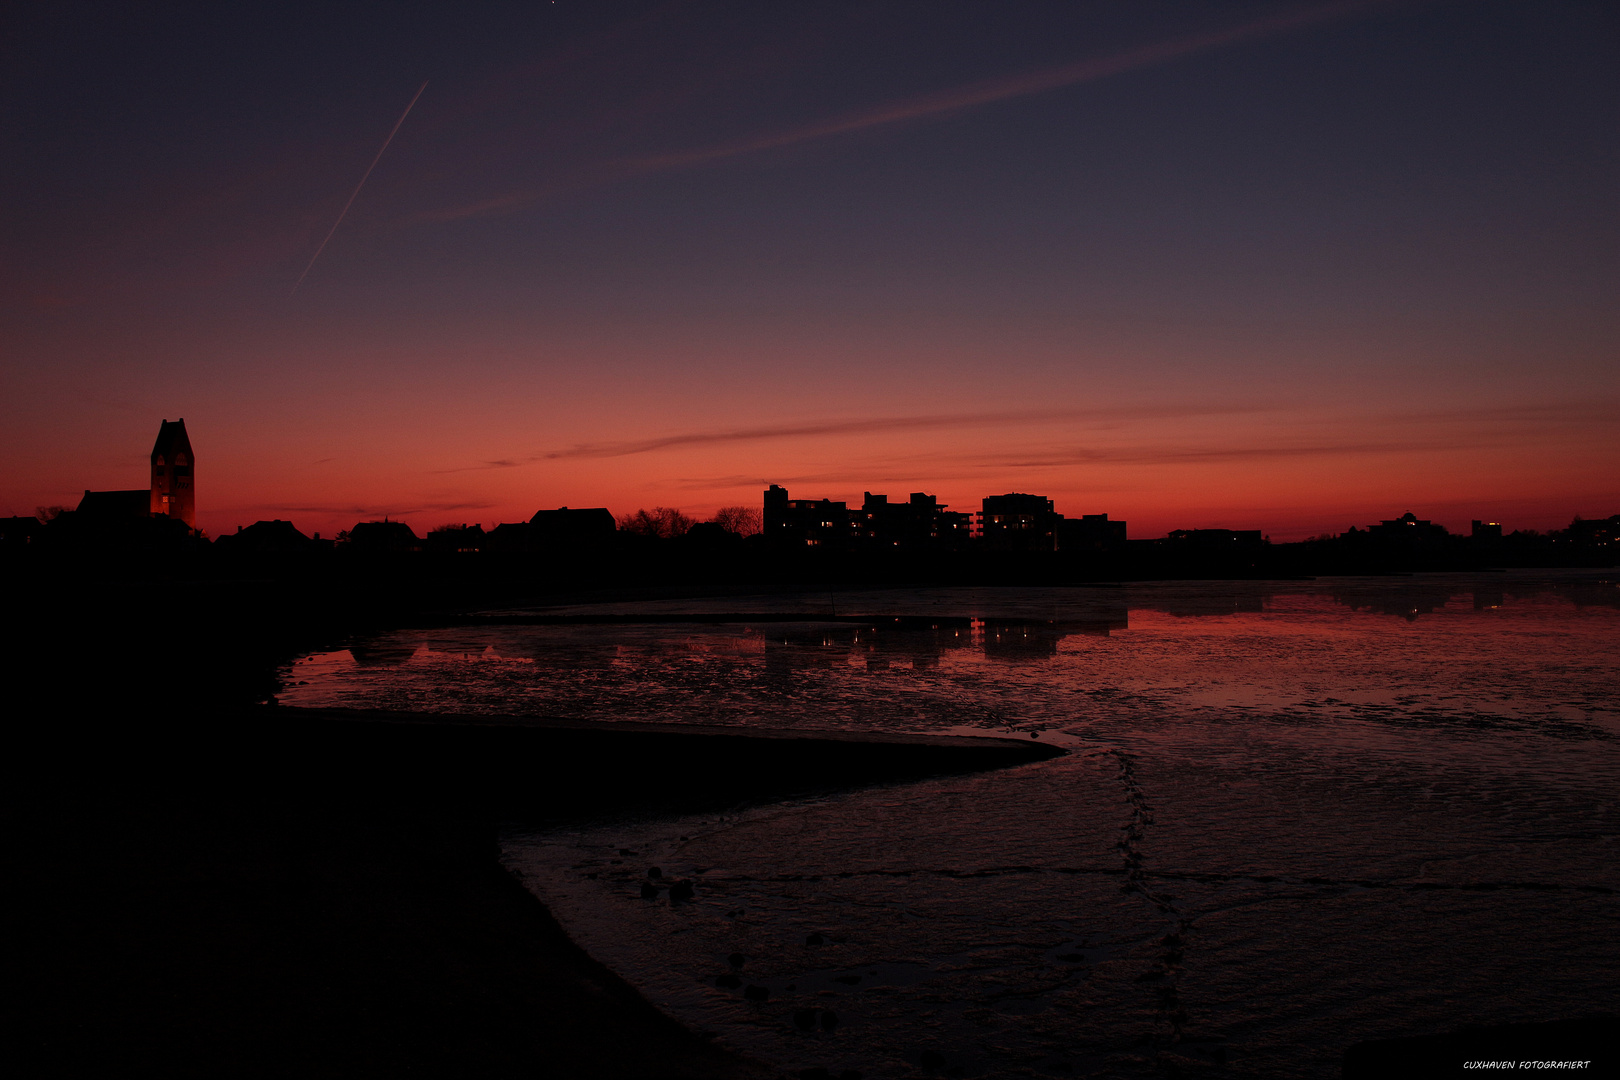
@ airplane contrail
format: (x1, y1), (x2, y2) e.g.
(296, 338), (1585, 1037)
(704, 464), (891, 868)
(291, 80), (428, 295)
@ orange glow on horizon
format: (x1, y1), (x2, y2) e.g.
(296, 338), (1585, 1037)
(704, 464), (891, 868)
(15, 390), (1609, 544)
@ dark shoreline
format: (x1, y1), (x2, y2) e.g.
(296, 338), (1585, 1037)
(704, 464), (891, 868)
(14, 702), (1060, 1078)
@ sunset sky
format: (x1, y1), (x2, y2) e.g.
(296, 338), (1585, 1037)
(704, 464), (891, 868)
(3, 1), (1615, 540)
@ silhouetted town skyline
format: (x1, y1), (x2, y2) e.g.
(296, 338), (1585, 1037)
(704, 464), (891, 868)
(1, 420), (1614, 579)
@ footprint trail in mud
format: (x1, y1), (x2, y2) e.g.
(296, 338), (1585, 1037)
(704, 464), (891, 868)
(1106, 748), (1193, 1041)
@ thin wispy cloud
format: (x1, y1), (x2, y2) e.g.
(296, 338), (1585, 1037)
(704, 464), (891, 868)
(663, 443), (1442, 492)
(635, 1), (1388, 173)
(441, 404), (1272, 471)
(979, 440), (1461, 470)
(257, 500), (495, 518)
(953, 404), (1611, 471)
(661, 416), (1602, 491)
(1404, 400), (1620, 427)
(417, 189), (555, 224)
(429, 0), (1390, 222)
(667, 470), (997, 492)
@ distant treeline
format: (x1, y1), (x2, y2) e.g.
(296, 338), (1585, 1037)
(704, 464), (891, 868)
(1, 501), (1614, 587)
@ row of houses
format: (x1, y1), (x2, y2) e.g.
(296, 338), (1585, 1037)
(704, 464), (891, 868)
(263, 489), (1130, 556)
(763, 485), (1129, 553)
(210, 489), (1128, 556)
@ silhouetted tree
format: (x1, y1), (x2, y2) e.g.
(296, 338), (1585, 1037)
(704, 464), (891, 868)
(36, 505), (70, 523)
(618, 507), (695, 539)
(710, 505), (762, 537)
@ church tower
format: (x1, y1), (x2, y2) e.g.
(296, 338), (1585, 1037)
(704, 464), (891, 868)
(150, 418), (195, 528)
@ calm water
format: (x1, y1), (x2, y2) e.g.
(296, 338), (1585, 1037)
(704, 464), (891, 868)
(281, 573), (1620, 1078)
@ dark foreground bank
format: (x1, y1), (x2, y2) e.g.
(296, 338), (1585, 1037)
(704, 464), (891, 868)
(13, 701), (1059, 1079)
(4, 572), (1060, 1078)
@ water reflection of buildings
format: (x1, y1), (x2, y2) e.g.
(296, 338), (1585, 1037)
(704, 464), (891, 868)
(1328, 578), (1620, 620)
(851, 619), (971, 671)
(759, 607), (1130, 670)
(978, 617), (1121, 660)
(1328, 583), (1493, 621)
